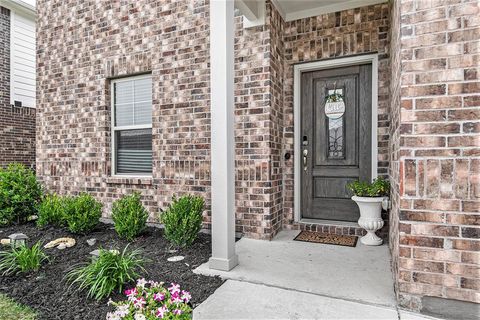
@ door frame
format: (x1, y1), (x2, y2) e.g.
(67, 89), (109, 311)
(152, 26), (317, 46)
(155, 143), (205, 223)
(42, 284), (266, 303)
(293, 54), (379, 223)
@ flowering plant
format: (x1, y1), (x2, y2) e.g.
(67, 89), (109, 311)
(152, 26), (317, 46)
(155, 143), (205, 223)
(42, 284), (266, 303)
(107, 279), (192, 320)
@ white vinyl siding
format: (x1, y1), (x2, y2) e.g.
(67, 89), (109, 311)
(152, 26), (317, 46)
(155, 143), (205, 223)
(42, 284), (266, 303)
(111, 75), (153, 176)
(10, 11), (36, 108)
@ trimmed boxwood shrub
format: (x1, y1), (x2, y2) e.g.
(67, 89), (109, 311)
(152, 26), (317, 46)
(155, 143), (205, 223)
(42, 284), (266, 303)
(37, 194), (72, 228)
(0, 163), (42, 226)
(112, 192), (149, 241)
(160, 195), (204, 248)
(65, 193), (102, 234)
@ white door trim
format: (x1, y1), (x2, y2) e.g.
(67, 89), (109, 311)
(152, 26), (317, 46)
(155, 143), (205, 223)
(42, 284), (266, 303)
(293, 54), (379, 223)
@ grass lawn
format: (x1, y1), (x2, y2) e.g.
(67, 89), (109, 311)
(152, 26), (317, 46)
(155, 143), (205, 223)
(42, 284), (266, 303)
(0, 294), (36, 320)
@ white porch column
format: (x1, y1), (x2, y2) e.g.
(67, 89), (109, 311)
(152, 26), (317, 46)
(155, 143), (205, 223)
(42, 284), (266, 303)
(209, 0), (238, 271)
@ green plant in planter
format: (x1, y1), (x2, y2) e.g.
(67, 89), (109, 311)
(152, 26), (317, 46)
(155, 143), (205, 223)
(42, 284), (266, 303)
(347, 177), (390, 197)
(112, 192), (149, 241)
(0, 242), (48, 275)
(160, 195), (205, 248)
(37, 193), (72, 228)
(65, 193), (102, 234)
(66, 246), (146, 301)
(0, 163), (43, 226)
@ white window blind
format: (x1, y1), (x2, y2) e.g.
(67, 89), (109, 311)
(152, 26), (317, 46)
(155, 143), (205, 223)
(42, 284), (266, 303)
(112, 75), (152, 175)
(10, 11), (36, 108)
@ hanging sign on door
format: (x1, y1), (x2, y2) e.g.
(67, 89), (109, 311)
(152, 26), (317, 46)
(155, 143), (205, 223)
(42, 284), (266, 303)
(324, 91), (345, 119)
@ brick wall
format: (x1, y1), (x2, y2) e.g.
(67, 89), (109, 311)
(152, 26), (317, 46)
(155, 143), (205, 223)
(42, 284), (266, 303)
(393, 0), (480, 310)
(234, 2), (285, 239)
(388, 0), (402, 303)
(0, 6), (36, 169)
(281, 3), (391, 235)
(36, 0), (211, 221)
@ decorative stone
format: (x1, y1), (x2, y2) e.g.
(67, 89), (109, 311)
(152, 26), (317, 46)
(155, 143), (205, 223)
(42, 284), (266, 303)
(86, 239), (96, 246)
(57, 243), (67, 250)
(89, 249), (100, 257)
(27, 215), (38, 221)
(167, 256), (185, 262)
(1, 239), (11, 246)
(44, 237), (76, 249)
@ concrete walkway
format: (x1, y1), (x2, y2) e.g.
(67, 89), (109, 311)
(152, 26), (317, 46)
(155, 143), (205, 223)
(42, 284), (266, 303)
(194, 230), (439, 320)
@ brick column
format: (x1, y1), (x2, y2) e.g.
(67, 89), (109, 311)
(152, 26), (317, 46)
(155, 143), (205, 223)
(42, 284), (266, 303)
(390, 0), (480, 315)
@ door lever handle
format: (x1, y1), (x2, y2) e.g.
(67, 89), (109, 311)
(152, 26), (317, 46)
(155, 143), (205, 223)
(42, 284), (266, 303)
(303, 149), (308, 171)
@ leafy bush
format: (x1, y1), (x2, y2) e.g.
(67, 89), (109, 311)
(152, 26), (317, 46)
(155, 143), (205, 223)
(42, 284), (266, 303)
(160, 195), (204, 248)
(65, 193), (102, 234)
(0, 163), (42, 226)
(66, 246), (146, 301)
(37, 193), (72, 228)
(108, 279), (192, 319)
(347, 177), (390, 197)
(112, 192), (149, 241)
(0, 242), (48, 275)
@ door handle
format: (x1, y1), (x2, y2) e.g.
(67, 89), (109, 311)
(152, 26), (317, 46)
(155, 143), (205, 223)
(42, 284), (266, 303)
(303, 149), (308, 171)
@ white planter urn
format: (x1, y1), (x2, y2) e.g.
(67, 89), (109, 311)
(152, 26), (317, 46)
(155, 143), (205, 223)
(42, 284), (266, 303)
(352, 196), (386, 246)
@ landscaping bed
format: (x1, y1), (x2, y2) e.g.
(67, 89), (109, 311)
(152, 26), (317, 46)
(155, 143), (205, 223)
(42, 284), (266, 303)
(0, 222), (223, 320)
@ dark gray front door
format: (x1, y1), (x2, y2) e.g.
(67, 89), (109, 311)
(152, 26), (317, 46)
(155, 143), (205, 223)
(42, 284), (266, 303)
(301, 64), (372, 222)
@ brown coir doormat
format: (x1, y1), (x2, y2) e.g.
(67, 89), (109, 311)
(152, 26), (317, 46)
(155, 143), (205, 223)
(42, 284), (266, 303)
(294, 231), (358, 247)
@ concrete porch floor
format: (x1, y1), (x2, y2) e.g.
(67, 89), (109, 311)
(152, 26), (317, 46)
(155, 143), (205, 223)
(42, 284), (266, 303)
(193, 230), (441, 319)
(195, 230), (397, 307)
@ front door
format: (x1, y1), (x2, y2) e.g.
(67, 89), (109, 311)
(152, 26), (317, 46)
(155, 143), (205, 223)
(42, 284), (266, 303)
(301, 64), (372, 222)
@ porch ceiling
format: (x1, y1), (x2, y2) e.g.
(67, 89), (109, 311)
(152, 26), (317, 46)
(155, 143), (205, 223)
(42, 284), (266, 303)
(274, 0), (387, 21)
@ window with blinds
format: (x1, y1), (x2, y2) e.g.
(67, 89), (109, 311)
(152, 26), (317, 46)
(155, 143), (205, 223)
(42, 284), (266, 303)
(112, 75), (152, 175)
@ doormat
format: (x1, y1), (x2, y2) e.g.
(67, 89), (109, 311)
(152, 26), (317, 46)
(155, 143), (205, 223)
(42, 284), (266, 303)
(294, 231), (358, 247)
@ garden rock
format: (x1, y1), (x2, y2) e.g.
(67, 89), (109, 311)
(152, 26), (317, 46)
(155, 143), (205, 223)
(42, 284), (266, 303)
(167, 255), (185, 262)
(86, 238), (96, 246)
(57, 243), (67, 250)
(44, 237), (76, 249)
(0, 238), (10, 245)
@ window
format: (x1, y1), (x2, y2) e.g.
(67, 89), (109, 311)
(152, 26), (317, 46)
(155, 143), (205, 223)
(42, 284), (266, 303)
(112, 75), (152, 176)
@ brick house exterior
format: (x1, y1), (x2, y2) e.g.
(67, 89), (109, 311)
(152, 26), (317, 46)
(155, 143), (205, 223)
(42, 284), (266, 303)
(0, 5), (36, 169)
(36, 0), (479, 317)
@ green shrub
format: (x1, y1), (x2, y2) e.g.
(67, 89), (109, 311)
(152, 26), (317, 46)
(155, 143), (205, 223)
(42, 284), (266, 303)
(65, 193), (102, 234)
(0, 163), (42, 226)
(37, 193), (71, 228)
(160, 195), (205, 247)
(0, 242), (48, 275)
(347, 177), (390, 197)
(112, 192), (149, 241)
(66, 246), (145, 301)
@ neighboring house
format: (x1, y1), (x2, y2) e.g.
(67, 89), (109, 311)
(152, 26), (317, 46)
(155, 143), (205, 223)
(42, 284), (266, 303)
(0, 0), (36, 168)
(36, 0), (479, 319)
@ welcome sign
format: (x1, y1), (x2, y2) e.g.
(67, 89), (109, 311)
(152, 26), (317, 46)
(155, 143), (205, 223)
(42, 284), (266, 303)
(325, 101), (345, 119)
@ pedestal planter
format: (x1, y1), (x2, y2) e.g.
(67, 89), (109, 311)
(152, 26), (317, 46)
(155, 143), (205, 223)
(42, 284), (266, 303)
(352, 196), (385, 246)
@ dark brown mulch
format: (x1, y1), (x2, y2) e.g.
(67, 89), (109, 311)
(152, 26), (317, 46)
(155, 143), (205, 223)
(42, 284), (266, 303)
(0, 222), (223, 320)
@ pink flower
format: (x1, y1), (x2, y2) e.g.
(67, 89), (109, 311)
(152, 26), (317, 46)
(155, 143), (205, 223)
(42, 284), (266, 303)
(133, 297), (146, 309)
(168, 283), (180, 295)
(173, 309), (183, 315)
(153, 292), (165, 302)
(171, 293), (183, 305)
(156, 306), (168, 318)
(124, 288), (138, 297)
(181, 290), (191, 303)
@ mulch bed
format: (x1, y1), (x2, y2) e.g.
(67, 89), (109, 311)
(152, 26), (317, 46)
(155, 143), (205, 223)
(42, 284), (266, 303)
(0, 222), (223, 320)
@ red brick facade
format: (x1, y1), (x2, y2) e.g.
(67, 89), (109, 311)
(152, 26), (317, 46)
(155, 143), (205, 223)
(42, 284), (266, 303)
(0, 6), (36, 169)
(36, 0), (479, 311)
(390, 0), (480, 311)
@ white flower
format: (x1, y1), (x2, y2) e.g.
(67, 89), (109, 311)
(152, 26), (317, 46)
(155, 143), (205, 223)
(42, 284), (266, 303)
(106, 312), (121, 320)
(137, 278), (148, 288)
(134, 314), (146, 320)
